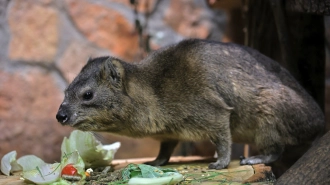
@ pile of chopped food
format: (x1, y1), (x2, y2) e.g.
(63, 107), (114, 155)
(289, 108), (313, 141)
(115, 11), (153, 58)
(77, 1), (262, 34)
(0, 130), (182, 184)
(84, 164), (182, 185)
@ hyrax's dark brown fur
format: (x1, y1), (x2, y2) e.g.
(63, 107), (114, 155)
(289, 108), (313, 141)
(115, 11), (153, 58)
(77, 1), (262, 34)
(56, 39), (324, 170)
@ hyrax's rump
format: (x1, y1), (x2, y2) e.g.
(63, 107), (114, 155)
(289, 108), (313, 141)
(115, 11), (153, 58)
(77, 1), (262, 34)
(56, 39), (324, 170)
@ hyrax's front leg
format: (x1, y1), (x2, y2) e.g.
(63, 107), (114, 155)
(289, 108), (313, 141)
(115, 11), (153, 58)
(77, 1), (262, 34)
(145, 140), (178, 166)
(207, 104), (233, 169)
(208, 128), (232, 169)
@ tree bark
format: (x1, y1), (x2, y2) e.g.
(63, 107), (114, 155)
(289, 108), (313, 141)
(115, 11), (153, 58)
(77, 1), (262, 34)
(275, 131), (330, 184)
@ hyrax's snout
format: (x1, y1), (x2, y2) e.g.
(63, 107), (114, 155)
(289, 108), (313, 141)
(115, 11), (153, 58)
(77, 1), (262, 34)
(56, 104), (69, 124)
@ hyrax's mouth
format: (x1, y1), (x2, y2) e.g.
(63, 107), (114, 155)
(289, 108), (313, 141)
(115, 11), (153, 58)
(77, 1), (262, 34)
(70, 120), (92, 131)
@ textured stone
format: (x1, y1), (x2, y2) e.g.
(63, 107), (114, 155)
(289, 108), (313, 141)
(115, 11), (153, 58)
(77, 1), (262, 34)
(57, 41), (109, 83)
(0, 69), (73, 162)
(164, 0), (210, 38)
(7, 0), (59, 62)
(66, 0), (139, 61)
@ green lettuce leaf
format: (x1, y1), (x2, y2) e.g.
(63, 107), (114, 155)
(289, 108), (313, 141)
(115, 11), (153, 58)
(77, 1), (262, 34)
(22, 163), (61, 185)
(17, 155), (46, 171)
(61, 130), (120, 168)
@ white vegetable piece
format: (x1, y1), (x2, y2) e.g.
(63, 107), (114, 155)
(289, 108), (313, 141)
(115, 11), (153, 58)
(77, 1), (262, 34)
(1, 151), (18, 176)
(86, 168), (93, 173)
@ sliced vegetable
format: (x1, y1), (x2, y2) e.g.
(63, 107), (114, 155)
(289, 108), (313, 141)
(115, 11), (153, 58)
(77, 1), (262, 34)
(61, 150), (85, 179)
(21, 151), (85, 184)
(86, 168), (93, 173)
(85, 168), (93, 177)
(1, 151), (19, 176)
(61, 164), (77, 176)
(61, 130), (120, 168)
(1, 151), (59, 178)
(1, 130), (119, 184)
(22, 163), (61, 185)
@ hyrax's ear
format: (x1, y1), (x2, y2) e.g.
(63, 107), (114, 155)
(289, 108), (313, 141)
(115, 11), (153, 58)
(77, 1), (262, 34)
(87, 56), (93, 63)
(100, 57), (124, 87)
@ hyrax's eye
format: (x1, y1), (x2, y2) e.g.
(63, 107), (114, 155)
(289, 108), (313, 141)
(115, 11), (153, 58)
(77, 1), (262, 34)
(83, 91), (93, 101)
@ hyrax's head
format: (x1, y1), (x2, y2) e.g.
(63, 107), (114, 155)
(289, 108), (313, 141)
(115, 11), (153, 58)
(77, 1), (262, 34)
(56, 56), (129, 132)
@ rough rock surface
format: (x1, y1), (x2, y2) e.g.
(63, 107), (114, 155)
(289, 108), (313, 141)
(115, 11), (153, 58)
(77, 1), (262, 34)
(8, 0), (59, 62)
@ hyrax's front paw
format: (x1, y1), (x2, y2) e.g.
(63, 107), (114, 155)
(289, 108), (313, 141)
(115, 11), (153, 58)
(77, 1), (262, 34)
(208, 161), (229, 170)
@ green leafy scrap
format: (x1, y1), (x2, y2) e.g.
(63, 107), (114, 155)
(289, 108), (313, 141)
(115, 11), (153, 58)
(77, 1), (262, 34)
(121, 164), (178, 180)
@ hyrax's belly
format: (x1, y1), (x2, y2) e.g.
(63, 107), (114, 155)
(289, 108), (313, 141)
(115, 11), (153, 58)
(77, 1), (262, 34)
(229, 118), (257, 144)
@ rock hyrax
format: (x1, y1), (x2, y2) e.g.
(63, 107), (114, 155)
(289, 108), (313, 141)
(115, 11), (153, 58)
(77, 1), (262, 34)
(56, 39), (324, 169)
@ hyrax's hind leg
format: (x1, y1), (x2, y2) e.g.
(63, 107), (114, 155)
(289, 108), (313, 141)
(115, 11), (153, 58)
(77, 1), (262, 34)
(240, 126), (284, 165)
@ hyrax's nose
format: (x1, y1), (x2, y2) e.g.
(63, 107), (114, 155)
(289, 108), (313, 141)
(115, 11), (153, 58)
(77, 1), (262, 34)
(56, 111), (68, 124)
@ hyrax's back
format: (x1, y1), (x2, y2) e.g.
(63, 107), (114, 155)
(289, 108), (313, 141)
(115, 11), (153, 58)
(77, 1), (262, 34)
(145, 39), (324, 166)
